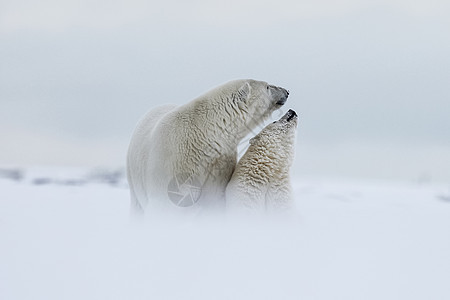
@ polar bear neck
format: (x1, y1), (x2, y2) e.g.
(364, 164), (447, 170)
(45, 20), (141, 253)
(184, 97), (250, 149)
(238, 143), (294, 186)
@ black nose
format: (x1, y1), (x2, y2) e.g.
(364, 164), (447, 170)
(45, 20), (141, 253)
(287, 109), (297, 122)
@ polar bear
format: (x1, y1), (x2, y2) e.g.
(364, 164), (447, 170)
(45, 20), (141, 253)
(226, 109), (298, 214)
(126, 79), (289, 216)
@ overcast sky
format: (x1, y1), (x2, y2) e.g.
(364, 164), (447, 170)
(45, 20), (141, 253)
(1, 0), (449, 182)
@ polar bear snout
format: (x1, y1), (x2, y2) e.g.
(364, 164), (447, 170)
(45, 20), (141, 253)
(270, 85), (289, 106)
(286, 109), (297, 122)
(277, 88), (289, 105)
(276, 109), (298, 128)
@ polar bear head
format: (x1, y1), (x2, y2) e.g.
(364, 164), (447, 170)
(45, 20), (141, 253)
(198, 79), (289, 140)
(248, 109), (298, 167)
(231, 79), (289, 138)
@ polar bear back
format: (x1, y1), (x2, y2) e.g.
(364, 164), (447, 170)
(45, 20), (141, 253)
(127, 104), (177, 213)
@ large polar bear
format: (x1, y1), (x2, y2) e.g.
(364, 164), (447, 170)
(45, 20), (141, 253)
(226, 109), (298, 214)
(127, 79), (289, 215)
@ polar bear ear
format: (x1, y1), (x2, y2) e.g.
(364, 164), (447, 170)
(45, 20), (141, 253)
(237, 82), (251, 102)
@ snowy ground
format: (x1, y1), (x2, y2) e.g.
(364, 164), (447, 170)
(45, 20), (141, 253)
(1, 167), (450, 300)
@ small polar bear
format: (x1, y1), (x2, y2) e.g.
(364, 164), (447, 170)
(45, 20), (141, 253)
(126, 79), (289, 215)
(226, 109), (298, 214)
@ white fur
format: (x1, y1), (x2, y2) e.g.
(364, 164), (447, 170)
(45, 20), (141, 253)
(127, 79), (289, 216)
(226, 110), (297, 214)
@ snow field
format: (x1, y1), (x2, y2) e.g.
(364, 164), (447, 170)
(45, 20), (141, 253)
(1, 169), (449, 300)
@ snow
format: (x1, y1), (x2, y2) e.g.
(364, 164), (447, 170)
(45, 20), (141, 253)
(1, 168), (450, 300)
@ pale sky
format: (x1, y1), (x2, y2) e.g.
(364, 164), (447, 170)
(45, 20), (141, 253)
(1, 0), (449, 182)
